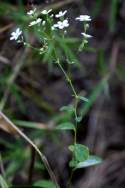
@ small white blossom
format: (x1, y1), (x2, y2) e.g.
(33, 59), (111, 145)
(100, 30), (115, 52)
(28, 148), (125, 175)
(51, 26), (55, 30)
(27, 8), (36, 16)
(42, 20), (46, 25)
(55, 10), (67, 18)
(52, 19), (69, 30)
(29, 18), (42, 26)
(81, 32), (92, 38)
(41, 9), (52, 15)
(50, 14), (54, 18)
(10, 28), (22, 41)
(76, 15), (91, 22)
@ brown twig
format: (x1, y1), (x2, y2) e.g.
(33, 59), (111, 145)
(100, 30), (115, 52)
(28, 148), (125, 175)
(0, 23), (14, 34)
(110, 41), (120, 72)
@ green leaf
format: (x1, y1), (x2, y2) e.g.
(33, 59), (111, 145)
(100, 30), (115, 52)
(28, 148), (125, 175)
(14, 120), (45, 130)
(61, 37), (79, 44)
(10, 186), (41, 188)
(60, 105), (75, 112)
(69, 144), (89, 162)
(0, 175), (8, 188)
(77, 95), (89, 102)
(56, 122), (75, 131)
(75, 155), (102, 169)
(97, 49), (107, 76)
(34, 180), (56, 188)
(117, 65), (125, 80)
(109, 0), (118, 32)
(69, 159), (78, 168)
(92, 0), (102, 17)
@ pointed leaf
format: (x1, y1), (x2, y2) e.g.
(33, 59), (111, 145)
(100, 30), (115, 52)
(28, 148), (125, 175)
(56, 122), (75, 131)
(60, 105), (74, 112)
(0, 175), (8, 188)
(76, 155), (102, 169)
(34, 180), (56, 188)
(77, 95), (89, 102)
(69, 159), (78, 168)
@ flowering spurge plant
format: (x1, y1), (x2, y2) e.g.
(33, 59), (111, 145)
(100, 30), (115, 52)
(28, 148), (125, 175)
(10, 8), (101, 187)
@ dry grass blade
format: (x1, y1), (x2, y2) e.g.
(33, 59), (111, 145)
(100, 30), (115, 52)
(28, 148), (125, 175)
(0, 114), (17, 134)
(0, 23), (13, 34)
(0, 111), (60, 188)
(39, 0), (81, 11)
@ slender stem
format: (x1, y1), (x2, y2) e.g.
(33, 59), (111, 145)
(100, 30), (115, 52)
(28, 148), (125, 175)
(55, 57), (79, 188)
(0, 111), (60, 188)
(67, 169), (75, 188)
(74, 98), (78, 144)
(56, 59), (77, 98)
(55, 57), (79, 142)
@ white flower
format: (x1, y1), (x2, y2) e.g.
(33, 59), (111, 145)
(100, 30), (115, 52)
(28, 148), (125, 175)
(10, 28), (22, 41)
(51, 26), (55, 30)
(29, 18), (42, 26)
(42, 20), (46, 26)
(76, 15), (91, 22)
(55, 10), (67, 18)
(41, 9), (52, 15)
(52, 19), (69, 30)
(27, 8), (36, 16)
(50, 14), (54, 18)
(81, 32), (92, 38)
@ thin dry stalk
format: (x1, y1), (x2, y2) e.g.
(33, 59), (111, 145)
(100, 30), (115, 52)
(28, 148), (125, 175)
(0, 111), (60, 188)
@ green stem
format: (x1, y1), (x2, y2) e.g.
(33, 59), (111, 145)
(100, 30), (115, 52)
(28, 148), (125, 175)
(67, 168), (75, 188)
(56, 58), (79, 142)
(56, 59), (77, 98)
(74, 98), (78, 144)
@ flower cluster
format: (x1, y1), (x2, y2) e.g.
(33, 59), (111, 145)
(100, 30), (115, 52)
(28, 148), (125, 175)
(28, 8), (52, 27)
(29, 18), (42, 27)
(10, 7), (92, 44)
(52, 19), (69, 30)
(52, 10), (69, 30)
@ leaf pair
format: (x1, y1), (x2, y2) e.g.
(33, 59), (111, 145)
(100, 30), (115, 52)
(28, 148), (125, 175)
(69, 144), (102, 169)
(69, 144), (89, 168)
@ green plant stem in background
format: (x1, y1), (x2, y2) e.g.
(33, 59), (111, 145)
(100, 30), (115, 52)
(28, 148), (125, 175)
(109, 0), (118, 32)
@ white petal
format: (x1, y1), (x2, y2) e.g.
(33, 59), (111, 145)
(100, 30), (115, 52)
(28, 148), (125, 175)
(81, 32), (92, 38)
(76, 15), (91, 21)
